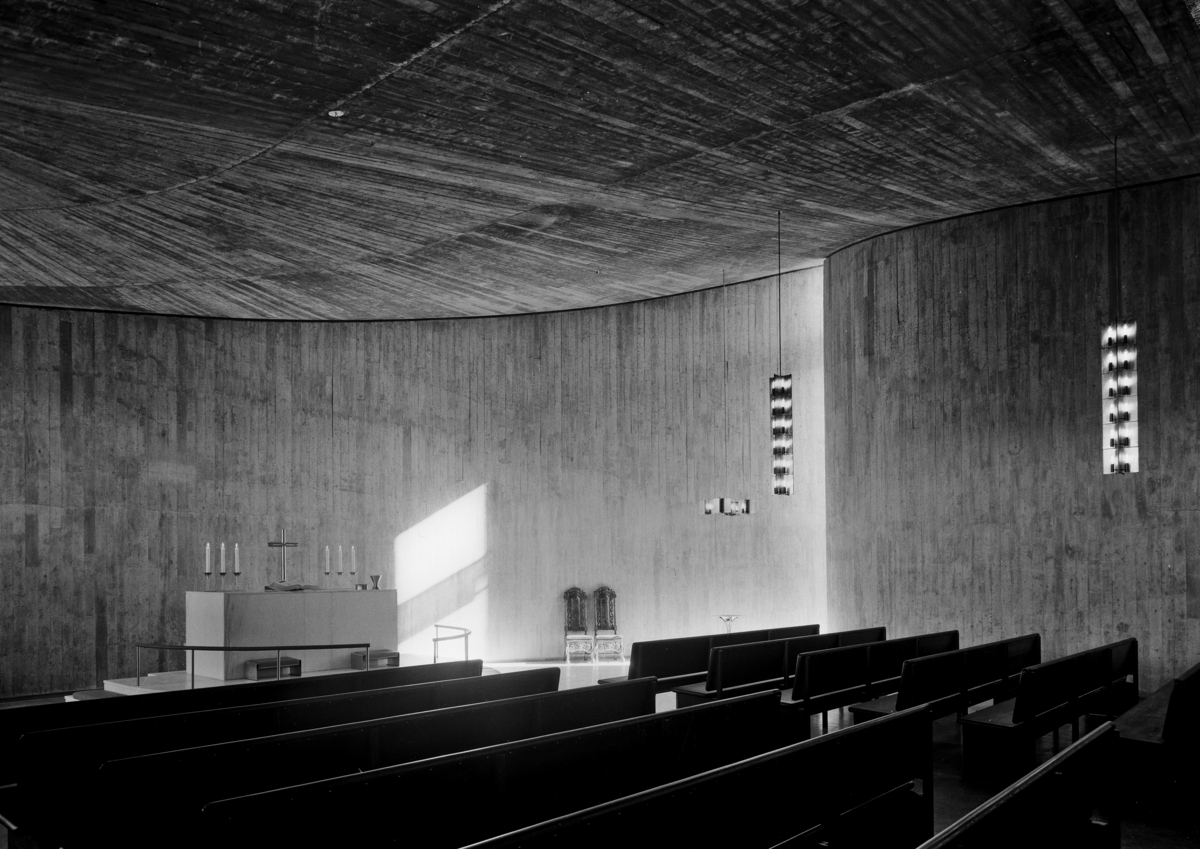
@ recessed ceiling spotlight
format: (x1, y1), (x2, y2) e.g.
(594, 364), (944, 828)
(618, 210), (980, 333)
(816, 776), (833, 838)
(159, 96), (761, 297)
(328, 110), (345, 118)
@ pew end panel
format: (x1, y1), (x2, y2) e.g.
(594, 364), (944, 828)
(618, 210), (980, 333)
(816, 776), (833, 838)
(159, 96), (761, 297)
(916, 722), (1121, 849)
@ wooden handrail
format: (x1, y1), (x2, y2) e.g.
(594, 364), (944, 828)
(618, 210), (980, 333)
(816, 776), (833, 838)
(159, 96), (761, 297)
(134, 641), (371, 689)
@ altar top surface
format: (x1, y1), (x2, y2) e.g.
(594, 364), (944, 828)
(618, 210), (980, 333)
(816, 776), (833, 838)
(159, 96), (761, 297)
(188, 588), (390, 595)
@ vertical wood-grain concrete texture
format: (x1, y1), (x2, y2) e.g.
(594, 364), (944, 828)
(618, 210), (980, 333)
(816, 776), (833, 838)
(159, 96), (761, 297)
(0, 268), (824, 697)
(825, 175), (1200, 693)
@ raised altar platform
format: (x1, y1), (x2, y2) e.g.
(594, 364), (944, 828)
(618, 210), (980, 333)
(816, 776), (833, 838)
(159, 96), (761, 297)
(185, 588), (399, 680)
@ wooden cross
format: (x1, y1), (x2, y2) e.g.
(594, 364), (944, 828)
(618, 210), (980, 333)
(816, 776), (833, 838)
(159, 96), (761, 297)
(268, 529), (298, 582)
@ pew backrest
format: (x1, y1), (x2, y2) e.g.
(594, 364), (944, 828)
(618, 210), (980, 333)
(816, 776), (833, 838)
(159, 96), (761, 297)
(708, 628), (771, 650)
(76, 678), (658, 844)
(1010, 640), (1134, 725)
(797, 644), (871, 701)
(767, 624), (821, 640)
(917, 630), (961, 656)
(0, 657), (482, 785)
(784, 633), (840, 684)
(471, 705), (935, 849)
(198, 691), (786, 848)
(867, 637), (918, 685)
(1162, 659), (1200, 747)
(17, 667), (561, 808)
(836, 626), (887, 646)
(627, 635), (716, 680)
(895, 650), (964, 711)
(710, 639), (788, 692)
(1003, 634), (1042, 677)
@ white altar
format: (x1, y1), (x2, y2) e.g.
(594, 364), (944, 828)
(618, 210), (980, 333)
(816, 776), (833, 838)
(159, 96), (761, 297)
(185, 589), (399, 680)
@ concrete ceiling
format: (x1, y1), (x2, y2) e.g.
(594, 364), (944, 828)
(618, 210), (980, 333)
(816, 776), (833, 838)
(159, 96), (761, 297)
(1, 0), (1199, 319)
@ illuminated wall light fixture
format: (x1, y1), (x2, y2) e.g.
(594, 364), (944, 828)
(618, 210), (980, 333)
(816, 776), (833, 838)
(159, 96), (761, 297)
(771, 374), (794, 495)
(1101, 320), (1138, 475)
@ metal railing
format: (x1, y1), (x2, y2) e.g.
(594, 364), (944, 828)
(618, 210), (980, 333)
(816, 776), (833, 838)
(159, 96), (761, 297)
(134, 642), (371, 690)
(432, 625), (471, 662)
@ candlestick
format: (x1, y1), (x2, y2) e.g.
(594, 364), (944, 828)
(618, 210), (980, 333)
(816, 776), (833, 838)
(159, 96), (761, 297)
(338, 545), (343, 575)
(220, 542), (226, 575)
(205, 542), (211, 575)
(325, 545), (330, 575)
(351, 545), (356, 575)
(234, 543), (240, 575)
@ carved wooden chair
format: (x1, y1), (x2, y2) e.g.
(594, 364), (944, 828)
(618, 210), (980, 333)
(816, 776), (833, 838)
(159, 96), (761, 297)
(563, 587), (594, 663)
(593, 585), (624, 662)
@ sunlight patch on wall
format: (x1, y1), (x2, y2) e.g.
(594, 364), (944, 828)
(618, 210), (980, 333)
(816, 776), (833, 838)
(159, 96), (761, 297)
(394, 484), (489, 658)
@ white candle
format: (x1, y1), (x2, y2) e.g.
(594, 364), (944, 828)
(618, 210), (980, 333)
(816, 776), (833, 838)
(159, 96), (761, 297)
(325, 546), (330, 574)
(234, 543), (240, 575)
(205, 543), (211, 575)
(220, 542), (226, 575)
(351, 545), (356, 575)
(338, 545), (343, 574)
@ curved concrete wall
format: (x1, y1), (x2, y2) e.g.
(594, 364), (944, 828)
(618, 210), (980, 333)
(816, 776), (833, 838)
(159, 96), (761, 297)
(1, 268), (825, 697)
(825, 176), (1200, 692)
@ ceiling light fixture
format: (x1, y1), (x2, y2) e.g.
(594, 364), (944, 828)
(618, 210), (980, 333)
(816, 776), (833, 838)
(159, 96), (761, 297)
(328, 110), (346, 118)
(705, 270), (753, 516)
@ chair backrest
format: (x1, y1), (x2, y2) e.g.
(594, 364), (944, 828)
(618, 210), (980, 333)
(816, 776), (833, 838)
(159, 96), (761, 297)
(563, 587), (588, 635)
(594, 586), (617, 632)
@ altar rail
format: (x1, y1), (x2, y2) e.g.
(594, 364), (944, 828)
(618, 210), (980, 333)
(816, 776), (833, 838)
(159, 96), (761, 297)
(433, 625), (471, 662)
(134, 642), (372, 689)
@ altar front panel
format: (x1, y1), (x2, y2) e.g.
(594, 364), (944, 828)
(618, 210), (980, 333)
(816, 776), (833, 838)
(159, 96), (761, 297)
(185, 590), (398, 680)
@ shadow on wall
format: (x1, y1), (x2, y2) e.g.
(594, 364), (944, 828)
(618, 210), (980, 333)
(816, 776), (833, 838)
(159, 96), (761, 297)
(395, 484), (489, 659)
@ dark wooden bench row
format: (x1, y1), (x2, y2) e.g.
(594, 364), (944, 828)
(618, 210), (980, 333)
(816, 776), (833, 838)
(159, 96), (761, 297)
(958, 638), (1138, 779)
(674, 626), (888, 706)
(599, 623), (820, 692)
(44, 678), (659, 846)
(197, 691), (794, 848)
(780, 630), (960, 734)
(472, 706), (935, 849)
(12, 667), (560, 846)
(1115, 657), (1199, 823)
(915, 722), (1120, 849)
(0, 657), (482, 786)
(850, 634), (1042, 724)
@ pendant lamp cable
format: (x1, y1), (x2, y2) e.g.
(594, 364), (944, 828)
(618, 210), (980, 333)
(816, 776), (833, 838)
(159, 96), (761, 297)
(1113, 129), (1121, 315)
(722, 269), (729, 493)
(777, 211), (783, 374)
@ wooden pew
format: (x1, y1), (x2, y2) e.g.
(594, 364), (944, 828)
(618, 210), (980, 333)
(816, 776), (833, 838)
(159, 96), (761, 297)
(0, 657), (481, 786)
(673, 626), (885, 707)
(958, 638), (1137, 779)
(598, 624), (819, 691)
(55, 678), (658, 846)
(850, 634), (1041, 724)
(13, 667), (559, 846)
(470, 706), (936, 849)
(1114, 657), (1199, 816)
(915, 722), (1120, 849)
(198, 691), (789, 849)
(773, 630), (959, 735)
